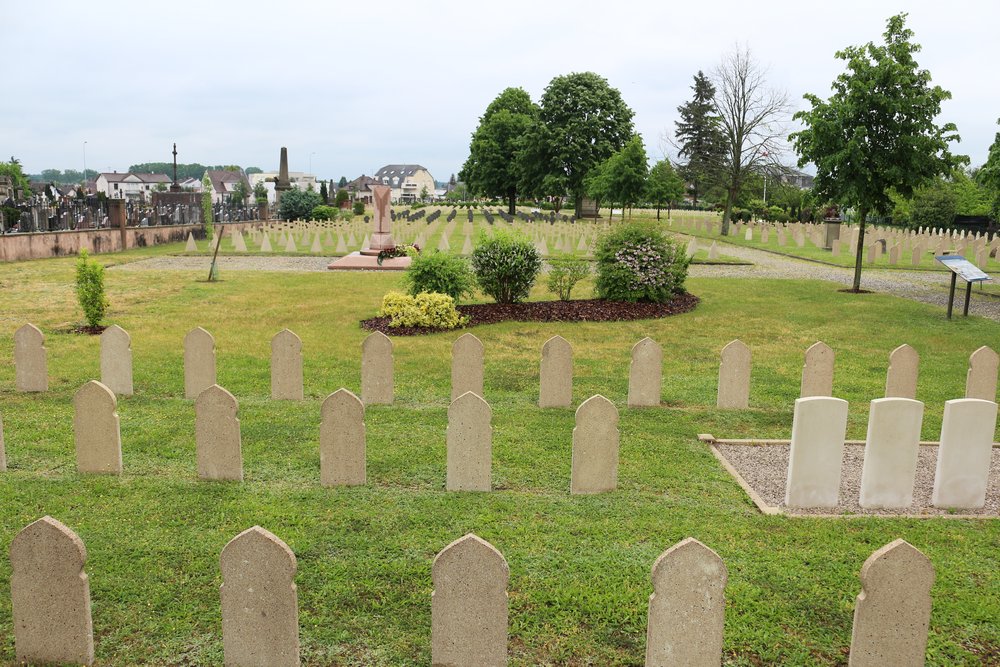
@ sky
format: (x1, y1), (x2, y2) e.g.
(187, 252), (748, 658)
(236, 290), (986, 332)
(4, 0), (999, 183)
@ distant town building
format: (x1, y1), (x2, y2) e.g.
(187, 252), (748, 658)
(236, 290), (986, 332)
(95, 172), (171, 200)
(204, 169), (251, 204)
(778, 168), (814, 190)
(248, 171), (317, 204)
(374, 164), (435, 202)
(344, 174), (377, 204)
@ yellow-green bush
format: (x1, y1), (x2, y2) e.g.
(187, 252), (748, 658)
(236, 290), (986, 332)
(379, 291), (466, 329)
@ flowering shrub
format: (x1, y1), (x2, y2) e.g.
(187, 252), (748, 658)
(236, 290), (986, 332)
(595, 222), (689, 302)
(380, 291), (467, 329)
(377, 243), (420, 265)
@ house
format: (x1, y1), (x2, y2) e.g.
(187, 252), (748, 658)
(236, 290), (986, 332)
(778, 168), (815, 190)
(95, 172), (172, 200)
(248, 171), (318, 204)
(204, 169), (251, 204)
(344, 174), (377, 204)
(373, 164), (435, 202)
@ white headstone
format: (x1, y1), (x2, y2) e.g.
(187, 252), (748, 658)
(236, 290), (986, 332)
(452, 333), (484, 402)
(931, 398), (998, 508)
(184, 327), (216, 399)
(717, 340), (751, 409)
(885, 344), (918, 399)
(539, 335), (572, 408)
(14, 323), (47, 392)
(361, 332), (393, 405)
(447, 391), (493, 491)
(965, 346), (998, 401)
(320, 389), (366, 487)
(800, 341), (834, 398)
(271, 329), (304, 401)
(73, 380), (122, 475)
(627, 337), (662, 407)
(859, 398), (924, 508)
(785, 397), (849, 508)
(100, 324), (134, 396)
(570, 395), (619, 494)
(196, 384), (243, 481)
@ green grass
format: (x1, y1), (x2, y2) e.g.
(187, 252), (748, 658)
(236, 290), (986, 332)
(0, 244), (998, 665)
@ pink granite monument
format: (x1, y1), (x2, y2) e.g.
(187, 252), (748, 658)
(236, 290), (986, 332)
(328, 185), (412, 270)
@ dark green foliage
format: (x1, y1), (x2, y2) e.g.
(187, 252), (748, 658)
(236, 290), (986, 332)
(404, 252), (476, 302)
(253, 182), (268, 205)
(352, 200), (365, 215)
(0, 157), (31, 195)
(334, 189), (349, 207)
(319, 181), (329, 204)
(674, 71), (726, 203)
(585, 135), (648, 219)
(75, 250), (108, 327)
(595, 222), (689, 302)
(338, 176), (348, 188)
(310, 205), (337, 221)
(911, 180), (958, 228)
(646, 160), (686, 220)
(546, 258), (591, 301)
(470, 229), (542, 304)
(278, 188), (323, 221)
(978, 119), (1000, 220)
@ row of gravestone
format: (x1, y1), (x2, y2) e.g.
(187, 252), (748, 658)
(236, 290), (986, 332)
(6, 516), (935, 667)
(783, 395), (998, 510)
(717, 340), (999, 408)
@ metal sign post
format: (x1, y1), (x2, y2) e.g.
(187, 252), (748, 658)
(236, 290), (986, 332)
(936, 255), (991, 319)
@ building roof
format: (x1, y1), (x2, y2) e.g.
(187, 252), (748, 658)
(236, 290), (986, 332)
(99, 172), (171, 183)
(205, 169), (249, 194)
(374, 164), (429, 180)
(345, 174), (376, 192)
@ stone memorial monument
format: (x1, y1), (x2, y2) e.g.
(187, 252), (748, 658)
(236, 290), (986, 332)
(328, 185), (412, 270)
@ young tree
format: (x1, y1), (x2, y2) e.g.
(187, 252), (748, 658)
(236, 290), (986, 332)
(713, 47), (791, 236)
(230, 179), (249, 205)
(978, 119), (1000, 221)
(319, 180), (329, 204)
(461, 87), (539, 214)
(603, 135), (649, 219)
(201, 174), (214, 233)
(253, 182), (268, 205)
(519, 72), (635, 217)
(647, 160), (686, 220)
(674, 71), (726, 204)
(791, 13), (960, 291)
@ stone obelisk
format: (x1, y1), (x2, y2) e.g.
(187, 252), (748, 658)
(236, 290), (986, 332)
(274, 147), (292, 208)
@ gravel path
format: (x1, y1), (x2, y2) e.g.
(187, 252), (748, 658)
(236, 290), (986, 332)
(716, 443), (1000, 517)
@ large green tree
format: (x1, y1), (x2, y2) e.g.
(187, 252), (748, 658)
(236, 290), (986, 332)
(0, 157), (31, 196)
(979, 119), (1000, 221)
(646, 160), (686, 220)
(520, 72), (635, 217)
(461, 87), (539, 214)
(595, 135), (648, 219)
(791, 13), (960, 291)
(674, 71), (726, 205)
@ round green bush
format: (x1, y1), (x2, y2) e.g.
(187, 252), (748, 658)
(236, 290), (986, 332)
(352, 200), (365, 215)
(310, 205), (337, 221)
(404, 252), (475, 302)
(470, 229), (541, 304)
(594, 222), (689, 302)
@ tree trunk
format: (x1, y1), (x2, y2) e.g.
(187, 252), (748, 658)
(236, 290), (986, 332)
(852, 207), (868, 292)
(507, 187), (516, 215)
(574, 194), (583, 218)
(667, 202), (672, 220)
(721, 188), (736, 236)
(656, 204), (661, 221)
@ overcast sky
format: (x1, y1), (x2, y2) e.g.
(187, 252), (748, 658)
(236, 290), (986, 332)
(4, 1), (998, 183)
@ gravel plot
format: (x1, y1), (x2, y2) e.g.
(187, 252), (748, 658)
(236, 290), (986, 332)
(716, 443), (1000, 517)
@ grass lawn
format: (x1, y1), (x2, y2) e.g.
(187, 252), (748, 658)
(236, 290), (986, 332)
(0, 242), (998, 665)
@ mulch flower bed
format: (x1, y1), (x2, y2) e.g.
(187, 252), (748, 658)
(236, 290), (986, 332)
(361, 293), (700, 336)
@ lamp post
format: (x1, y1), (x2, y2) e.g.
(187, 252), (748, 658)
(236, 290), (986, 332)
(83, 141), (87, 192)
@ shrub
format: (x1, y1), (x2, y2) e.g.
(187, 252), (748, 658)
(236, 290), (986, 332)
(594, 221), (689, 302)
(404, 252), (475, 302)
(352, 200), (365, 215)
(546, 258), (591, 301)
(310, 205), (337, 221)
(334, 189), (349, 208)
(76, 250), (109, 327)
(379, 291), (466, 329)
(338, 209), (354, 221)
(470, 229), (542, 304)
(278, 188), (323, 220)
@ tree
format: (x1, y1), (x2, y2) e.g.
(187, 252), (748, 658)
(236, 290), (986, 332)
(338, 176), (348, 188)
(201, 174), (214, 233)
(461, 87), (539, 214)
(420, 185), (429, 201)
(674, 71), (726, 204)
(253, 182), (268, 205)
(319, 180), (329, 204)
(791, 13), (960, 291)
(712, 47), (791, 236)
(593, 135), (648, 219)
(0, 157), (31, 196)
(245, 167), (263, 175)
(647, 160), (686, 220)
(979, 119), (1000, 221)
(279, 187), (323, 220)
(230, 180), (249, 205)
(911, 178), (957, 228)
(519, 72), (635, 216)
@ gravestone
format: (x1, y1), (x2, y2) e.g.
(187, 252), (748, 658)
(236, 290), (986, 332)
(452, 333), (484, 402)
(184, 327), (216, 399)
(965, 346), (998, 401)
(361, 331), (393, 405)
(73, 381), (122, 475)
(100, 324), (133, 396)
(14, 323), (47, 392)
(570, 395), (619, 494)
(859, 398), (924, 508)
(761, 226), (770, 244)
(885, 344), (918, 399)
(431, 534), (509, 667)
(260, 233), (272, 252)
(10, 516), (94, 666)
(185, 232), (197, 251)
(717, 339), (751, 409)
(233, 230), (248, 252)
(931, 398), (998, 508)
(744, 227), (753, 241)
(785, 397), (849, 508)
(539, 335), (573, 407)
(800, 341), (834, 397)
(320, 389), (366, 486)
(271, 329), (304, 400)
(447, 391), (492, 491)
(831, 239), (841, 255)
(284, 234), (298, 252)
(627, 337), (662, 407)
(645, 538), (727, 666)
(196, 385), (243, 481)
(849, 540), (933, 667)
(685, 238), (698, 258)
(707, 241), (719, 260)
(220, 526), (299, 667)
(309, 233), (322, 253)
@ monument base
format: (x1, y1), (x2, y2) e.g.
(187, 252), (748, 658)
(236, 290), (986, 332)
(327, 251), (412, 271)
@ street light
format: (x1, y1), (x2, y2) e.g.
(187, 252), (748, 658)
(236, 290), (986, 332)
(83, 141), (87, 192)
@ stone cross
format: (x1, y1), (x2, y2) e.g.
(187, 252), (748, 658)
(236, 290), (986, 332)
(271, 329), (304, 400)
(800, 341), (834, 397)
(452, 333), (485, 401)
(361, 331), (393, 405)
(885, 344), (919, 399)
(74, 380), (123, 475)
(320, 388), (366, 487)
(14, 323), (47, 392)
(627, 337), (662, 408)
(717, 340), (751, 409)
(184, 327), (217, 399)
(539, 335), (573, 408)
(849, 540), (933, 667)
(220, 526), (299, 667)
(859, 398), (924, 508)
(196, 384), (243, 481)
(931, 398), (998, 508)
(965, 346), (998, 401)
(447, 391), (492, 492)
(100, 324), (134, 396)
(645, 538), (727, 666)
(571, 395), (620, 494)
(431, 533), (509, 667)
(785, 396), (849, 508)
(10, 516), (94, 666)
